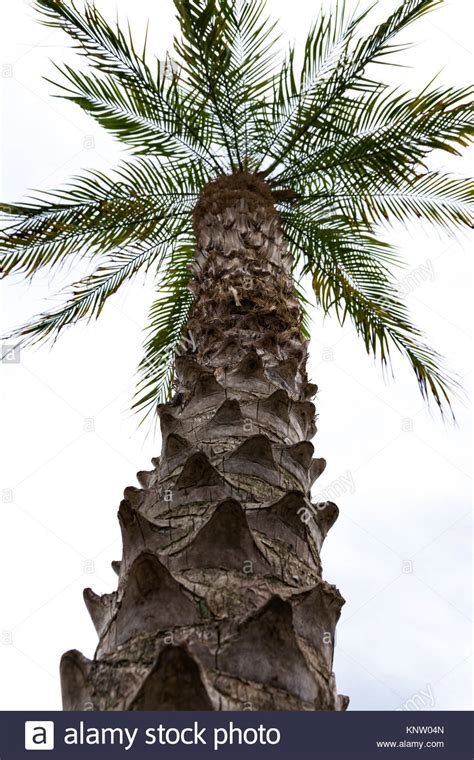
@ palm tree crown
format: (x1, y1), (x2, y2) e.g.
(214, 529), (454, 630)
(2, 0), (473, 418)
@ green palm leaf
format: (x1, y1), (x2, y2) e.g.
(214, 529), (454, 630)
(1, 157), (201, 278)
(2, 0), (472, 417)
(3, 232), (188, 350)
(34, 0), (223, 171)
(260, 0), (448, 174)
(296, 172), (474, 232)
(312, 261), (457, 415)
(283, 211), (458, 413)
(273, 85), (474, 189)
(255, 0), (367, 170)
(51, 63), (220, 167)
(133, 242), (194, 418)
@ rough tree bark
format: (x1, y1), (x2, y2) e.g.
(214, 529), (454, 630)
(60, 173), (348, 711)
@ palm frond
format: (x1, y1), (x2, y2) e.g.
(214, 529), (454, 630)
(261, 0), (447, 174)
(273, 84), (474, 189)
(218, 0), (281, 167)
(1, 157), (200, 278)
(172, 0), (281, 171)
(283, 211), (457, 414)
(256, 0), (366, 170)
(34, 0), (223, 171)
(296, 172), (474, 232)
(2, 234), (183, 349)
(50, 63), (219, 167)
(133, 241), (194, 418)
(172, 0), (242, 169)
(312, 263), (457, 416)
(35, 0), (157, 83)
(291, 278), (312, 340)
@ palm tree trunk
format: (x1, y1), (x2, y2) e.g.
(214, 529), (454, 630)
(60, 173), (348, 711)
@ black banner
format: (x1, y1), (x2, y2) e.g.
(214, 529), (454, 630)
(0, 711), (472, 759)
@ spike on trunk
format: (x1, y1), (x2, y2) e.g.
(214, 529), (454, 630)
(130, 647), (213, 711)
(62, 172), (346, 711)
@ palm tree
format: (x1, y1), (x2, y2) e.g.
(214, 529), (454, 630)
(2, 0), (473, 712)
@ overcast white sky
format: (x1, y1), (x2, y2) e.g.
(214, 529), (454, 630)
(0, 0), (472, 712)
